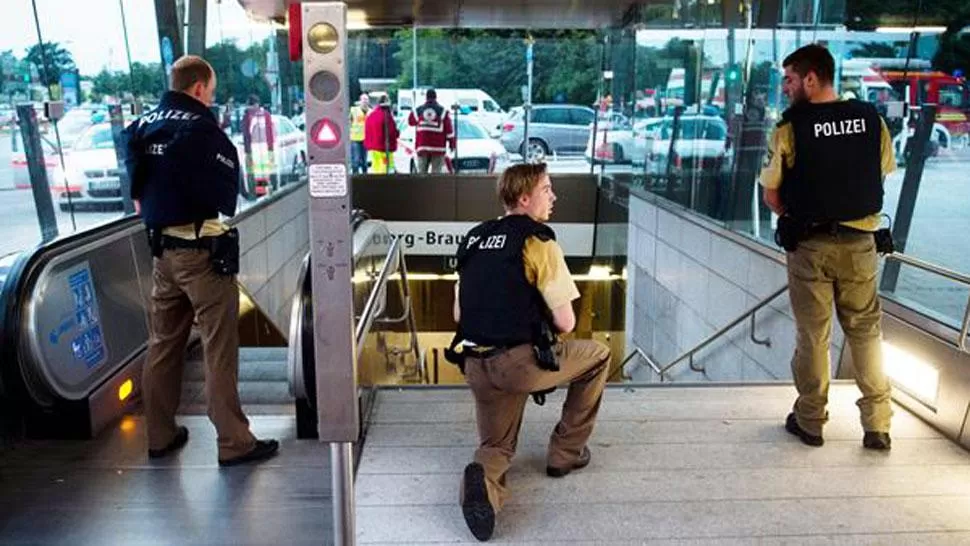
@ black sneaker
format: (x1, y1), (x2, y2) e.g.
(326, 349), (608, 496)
(461, 462), (495, 542)
(218, 439), (279, 467)
(785, 413), (824, 447)
(863, 431), (891, 451)
(148, 426), (189, 459)
(546, 446), (592, 478)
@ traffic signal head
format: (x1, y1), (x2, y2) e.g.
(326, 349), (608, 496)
(301, 3), (348, 172)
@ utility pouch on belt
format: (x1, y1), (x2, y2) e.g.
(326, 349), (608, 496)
(774, 214), (805, 252)
(874, 228), (894, 255)
(533, 320), (559, 373)
(209, 228), (240, 275)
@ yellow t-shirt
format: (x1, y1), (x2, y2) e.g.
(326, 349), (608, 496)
(759, 113), (896, 232)
(522, 236), (580, 311)
(162, 219), (228, 239)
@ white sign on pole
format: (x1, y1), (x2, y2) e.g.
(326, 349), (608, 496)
(309, 163), (348, 198)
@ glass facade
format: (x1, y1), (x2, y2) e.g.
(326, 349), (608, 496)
(0, 0), (967, 330)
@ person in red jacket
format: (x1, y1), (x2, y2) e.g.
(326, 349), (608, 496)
(364, 96), (399, 174)
(407, 89), (455, 173)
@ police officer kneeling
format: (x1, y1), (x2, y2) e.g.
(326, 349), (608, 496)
(124, 55), (278, 466)
(448, 163), (611, 541)
(761, 44), (894, 451)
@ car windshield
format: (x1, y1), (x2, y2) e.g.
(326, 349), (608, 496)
(55, 110), (97, 146)
(75, 126), (115, 150)
(457, 119), (488, 139)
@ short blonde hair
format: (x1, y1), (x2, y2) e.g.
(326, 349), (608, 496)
(170, 55), (214, 92)
(497, 163), (548, 209)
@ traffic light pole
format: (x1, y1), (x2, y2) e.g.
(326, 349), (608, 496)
(300, 4), (357, 545)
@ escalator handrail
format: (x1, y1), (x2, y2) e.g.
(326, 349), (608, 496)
(289, 211), (377, 400)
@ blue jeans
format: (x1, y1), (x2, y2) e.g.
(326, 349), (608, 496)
(351, 141), (367, 174)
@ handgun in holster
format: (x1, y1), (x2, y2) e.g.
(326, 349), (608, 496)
(774, 214), (806, 252)
(147, 229), (164, 258)
(874, 228), (894, 255)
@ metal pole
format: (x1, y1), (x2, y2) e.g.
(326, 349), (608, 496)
(331, 442), (356, 546)
(590, 36), (604, 175)
(108, 105), (136, 214)
(16, 105), (58, 242)
(412, 27), (418, 111)
(118, 0), (137, 92)
(880, 104), (937, 293)
(523, 36), (533, 163)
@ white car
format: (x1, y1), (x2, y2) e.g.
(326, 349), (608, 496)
(642, 115), (732, 179)
(394, 117), (509, 174)
(58, 123), (124, 211)
(585, 117), (663, 165)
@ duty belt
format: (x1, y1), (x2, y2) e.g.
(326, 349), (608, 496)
(161, 235), (211, 250)
(464, 346), (510, 360)
(807, 222), (872, 236)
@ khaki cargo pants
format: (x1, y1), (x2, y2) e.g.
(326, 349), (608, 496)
(461, 340), (611, 512)
(787, 232), (893, 437)
(142, 248), (257, 460)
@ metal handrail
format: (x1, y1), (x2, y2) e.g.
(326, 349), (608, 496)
(658, 285), (789, 381)
(622, 251), (970, 382)
(886, 252), (970, 352)
(622, 285), (789, 382)
(355, 237), (400, 352)
(353, 235), (423, 379)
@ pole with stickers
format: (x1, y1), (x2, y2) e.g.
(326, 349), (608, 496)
(295, 3), (357, 544)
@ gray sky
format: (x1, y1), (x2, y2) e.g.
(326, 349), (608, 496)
(0, 0), (272, 75)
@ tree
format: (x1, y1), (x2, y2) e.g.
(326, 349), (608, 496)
(391, 29), (603, 110)
(25, 42), (76, 87)
(88, 62), (166, 103)
(205, 39), (272, 106)
(0, 50), (31, 100)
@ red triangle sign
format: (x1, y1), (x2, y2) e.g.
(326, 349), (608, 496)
(310, 118), (342, 149)
(317, 122), (337, 142)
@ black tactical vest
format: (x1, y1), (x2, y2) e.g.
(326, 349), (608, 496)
(780, 99), (884, 223)
(456, 215), (556, 347)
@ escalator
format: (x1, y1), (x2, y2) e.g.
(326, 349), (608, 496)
(0, 210), (374, 440)
(288, 212), (423, 439)
(0, 217), (151, 439)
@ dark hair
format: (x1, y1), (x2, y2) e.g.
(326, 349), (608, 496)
(783, 44), (835, 85)
(248, 94), (260, 106)
(426, 88), (437, 100)
(170, 55), (214, 92)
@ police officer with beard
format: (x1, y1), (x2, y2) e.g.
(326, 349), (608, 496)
(760, 44), (895, 451)
(448, 163), (611, 541)
(124, 55), (278, 466)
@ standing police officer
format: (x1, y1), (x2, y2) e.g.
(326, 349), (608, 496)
(124, 55), (278, 466)
(449, 163), (611, 541)
(760, 44), (895, 451)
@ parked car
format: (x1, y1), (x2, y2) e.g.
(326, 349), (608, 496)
(57, 123), (124, 211)
(9, 106), (102, 191)
(8, 129), (63, 191)
(499, 104), (599, 161)
(642, 115), (732, 179)
(394, 116), (509, 174)
(585, 115), (661, 165)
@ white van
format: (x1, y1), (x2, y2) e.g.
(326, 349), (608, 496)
(397, 88), (507, 132)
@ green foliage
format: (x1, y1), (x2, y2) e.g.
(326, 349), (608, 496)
(25, 42), (76, 87)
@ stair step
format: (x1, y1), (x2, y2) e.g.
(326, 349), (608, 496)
(183, 353), (289, 382)
(179, 380), (293, 408)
